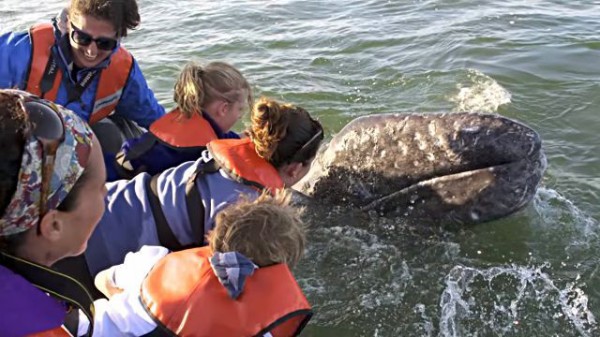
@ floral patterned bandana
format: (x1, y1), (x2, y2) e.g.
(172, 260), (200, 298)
(0, 90), (94, 236)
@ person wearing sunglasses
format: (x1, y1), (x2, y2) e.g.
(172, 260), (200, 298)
(109, 60), (253, 181)
(0, 0), (165, 130)
(56, 97), (324, 295)
(0, 89), (107, 336)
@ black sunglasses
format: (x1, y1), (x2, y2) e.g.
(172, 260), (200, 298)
(70, 23), (118, 51)
(288, 125), (324, 164)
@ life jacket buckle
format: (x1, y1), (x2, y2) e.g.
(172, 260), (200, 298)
(200, 149), (213, 163)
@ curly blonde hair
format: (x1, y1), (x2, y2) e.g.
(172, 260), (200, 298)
(174, 61), (252, 119)
(248, 97), (323, 167)
(207, 190), (306, 268)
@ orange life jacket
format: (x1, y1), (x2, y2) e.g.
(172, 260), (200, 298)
(27, 326), (73, 337)
(115, 108), (218, 178)
(140, 246), (312, 337)
(25, 23), (133, 125)
(149, 108), (218, 148)
(208, 137), (284, 191)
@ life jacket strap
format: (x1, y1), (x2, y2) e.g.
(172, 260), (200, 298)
(0, 252), (95, 337)
(185, 158), (221, 246)
(39, 50), (99, 104)
(66, 69), (99, 105)
(63, 307), (80, 337)
(39, 53), (59, 98)
(145, 159), (220, 252)
(146, 174), (184, 252)
(139, 326), (176, 337)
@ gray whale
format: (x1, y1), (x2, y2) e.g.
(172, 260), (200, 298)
(295, 112), (547, 226)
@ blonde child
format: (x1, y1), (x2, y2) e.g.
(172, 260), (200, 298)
(111, 61), (252, 180)
(90, 191), (312, 336)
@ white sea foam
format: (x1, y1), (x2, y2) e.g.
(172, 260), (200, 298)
(439, 264), (597, 337)
(450, 69), (512, 113)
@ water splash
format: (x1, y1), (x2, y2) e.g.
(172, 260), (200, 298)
(533, 187), (599, 252)
(297, 212), (460, 336)
(449, 69), (512, 113)
(439, 264), (597, 337)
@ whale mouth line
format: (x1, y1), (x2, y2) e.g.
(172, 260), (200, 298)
(400, 159), (515, 187)
(359, 167), (496, 212)
(359, 156), (540, 214)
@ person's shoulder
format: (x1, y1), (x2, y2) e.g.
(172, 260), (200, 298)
(0, 29), (31, 47)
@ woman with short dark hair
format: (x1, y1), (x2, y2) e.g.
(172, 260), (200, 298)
(0, 0), (164, 128)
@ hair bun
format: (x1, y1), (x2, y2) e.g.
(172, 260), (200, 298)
(249, 97), (288, 160)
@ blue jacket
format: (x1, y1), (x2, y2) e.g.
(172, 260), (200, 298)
(0, 21), (165, 128)
(85, 157), (258, 276)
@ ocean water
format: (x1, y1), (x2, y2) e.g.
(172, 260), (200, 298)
(1, 0), (599, 336)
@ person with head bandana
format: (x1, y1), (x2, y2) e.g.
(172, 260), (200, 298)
(0, 89), (106, 336)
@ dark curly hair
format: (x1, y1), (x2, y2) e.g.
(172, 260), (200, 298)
(69, 0), (140, 38)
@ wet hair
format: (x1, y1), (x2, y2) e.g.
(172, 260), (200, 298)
(69, 0), (140, 38)
(174, 61), (253, 119)
(207, 191), (306, 268)
(248, 97), (324, 168)
(0, 94), (90, 253)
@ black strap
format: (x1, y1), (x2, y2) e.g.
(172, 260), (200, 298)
(0, 252), (94, 337)
(184, 159), (220, 246)
(63, 308), (80, 337)
(185, 176), (205, 246)
(39, 53), (60, 98)
(38, 50), (98, 105)
(145, 159), (221, 252)
(253, 309), (313, 337)
(140, 327), (177, 337)
(146, 174), (184, 251)
(66, 68), (98, 104)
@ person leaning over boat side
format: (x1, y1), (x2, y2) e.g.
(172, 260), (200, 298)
(88, 191), (312, 336)
(0, 89), (107, 336)
(108, 60), (252, 181)
(0, 0), (165, 128)
(55, 97), (324, 294)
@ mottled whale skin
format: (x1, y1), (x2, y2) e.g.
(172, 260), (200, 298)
(295, 112), (547, 226)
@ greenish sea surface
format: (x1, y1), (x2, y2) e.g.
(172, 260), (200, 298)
(2, 1), (599, 335)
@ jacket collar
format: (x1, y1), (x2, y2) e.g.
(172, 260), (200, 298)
(202, 110), (226, 138)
